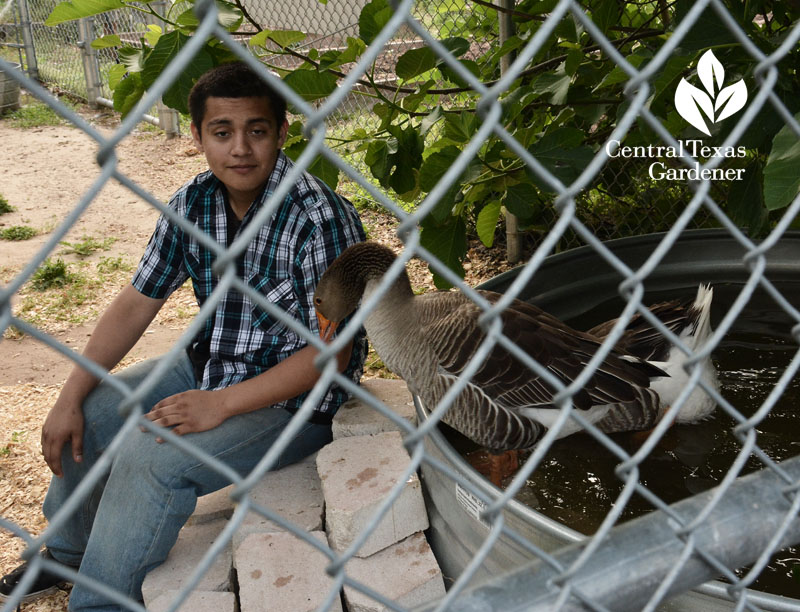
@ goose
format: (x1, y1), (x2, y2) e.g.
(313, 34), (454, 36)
(313, 242), (717, 484)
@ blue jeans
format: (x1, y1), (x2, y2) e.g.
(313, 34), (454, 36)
(42, 353), (332, 611)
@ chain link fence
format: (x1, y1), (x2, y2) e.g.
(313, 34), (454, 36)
(2, 0), (800, 610)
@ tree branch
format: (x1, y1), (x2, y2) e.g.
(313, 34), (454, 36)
(232, 0), (262, 32)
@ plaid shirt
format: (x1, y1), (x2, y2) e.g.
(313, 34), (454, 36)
(132, 151), (367, 420)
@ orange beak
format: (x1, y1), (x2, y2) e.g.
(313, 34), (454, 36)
(316, 310), (339, 343)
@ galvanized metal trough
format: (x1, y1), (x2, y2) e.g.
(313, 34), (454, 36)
(417, 229), (800, 612)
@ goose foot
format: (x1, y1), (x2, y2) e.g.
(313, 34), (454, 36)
(465, 449), (520, 487)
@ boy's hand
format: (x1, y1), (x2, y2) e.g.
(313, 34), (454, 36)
(144, 390), (229, 441)
(41, 399), (84, 477)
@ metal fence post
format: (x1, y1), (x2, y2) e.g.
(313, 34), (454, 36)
(77, 17), (102, 107)
(16, 0), (39, 80)
(498, 0), (522, 264)
(157, 100), (181, 139)
(148, 0), (181, 139)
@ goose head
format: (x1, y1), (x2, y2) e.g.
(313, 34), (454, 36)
(314, 242), (399, 342)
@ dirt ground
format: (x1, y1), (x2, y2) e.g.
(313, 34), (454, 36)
(0, 107), (212, 610)
(0, 102), (512, 609)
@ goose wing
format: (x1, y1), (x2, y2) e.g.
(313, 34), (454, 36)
(420, 290), (666, 414)
(588, 296), (696, 361)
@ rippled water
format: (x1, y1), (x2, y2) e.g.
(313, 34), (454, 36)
(470, 282), (800, 598)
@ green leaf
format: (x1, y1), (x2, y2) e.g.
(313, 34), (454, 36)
(526, 127), (594, 191)
(420, 217), (467, 289)
(318, 37), (365, 70)
(438, 59), (480, 88)
(591, 0), (620, 35)
(419, 106), (442, 136)
(396, 47), (437, 81)
(401, 80), (434, 113)
(91, 34), (121, 49)
(112, 73), (144, 118)
(727, 161), (767, 233)
(504, 182), (541, 220)
(386, 125), (424, 195)
(675, 5), (740, 51)
(309, 155), (339, 191)
(365, 139), (390, 180)
(554, 13), (583, 44)
(250, 29), (306, 48)
(419, 145), (460, 192)
(140, 31), (213, 114)
(764, 114), (800, 211)
(283, 70), (338, 102)
(564, 49), (582, 76)
(443, 111), (477, 143)
(144, 24), (162, 47)
(45, 0), (126, 26)
(594, 52), (647, 90)
(161, 51), (213, 114)
(440, 37), (470, 58)
(118, 46), (144, 73)
(359, 0), (392, 45)
(140, 31), (186, 88)
(176, 1), (242, 31)
(518, 0), (559, 16)
(372, 102), (397, 131)
(529, 72), (570, 105)
(106, 63), (127, 90)
(476, 200), (502, 247)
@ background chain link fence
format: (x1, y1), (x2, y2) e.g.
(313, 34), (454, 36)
(2, 0), (800, 610)
(0, 0), (727, 246)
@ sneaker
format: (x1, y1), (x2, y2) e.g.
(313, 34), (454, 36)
(0, 548), (70, 604)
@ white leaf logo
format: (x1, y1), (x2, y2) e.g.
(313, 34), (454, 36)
(674, 50), (747, 136)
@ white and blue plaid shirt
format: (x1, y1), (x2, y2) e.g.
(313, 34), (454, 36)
(132, 151), (367, 421)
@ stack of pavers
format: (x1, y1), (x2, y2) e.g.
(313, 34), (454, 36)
(141, 378), (446, 611)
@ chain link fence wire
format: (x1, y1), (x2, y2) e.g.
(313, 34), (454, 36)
(2, 0), (800, 610)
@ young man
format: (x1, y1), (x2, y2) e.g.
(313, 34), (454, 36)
(0, 62), (366, 610)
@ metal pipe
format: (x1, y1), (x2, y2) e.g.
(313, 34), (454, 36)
(416, 455), (800, 612)
(95, 95), (161, 127)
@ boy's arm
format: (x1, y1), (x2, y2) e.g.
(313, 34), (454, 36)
(42, 284), (167, 476)
(143, 339), (353, 437)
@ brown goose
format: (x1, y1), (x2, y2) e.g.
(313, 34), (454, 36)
(313, 242), (717, 478)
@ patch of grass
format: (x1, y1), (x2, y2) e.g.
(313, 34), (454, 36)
(1, 431), (27, 457)
(10, 256), (133, 334)
(2, 325), (25, 340)
(0, 195), (14, 214)
(97, 255), (132, 273)
(0, 225), (37, 240)
(4, 101), (69, 128)
(31, 258), (75, 290)
(60, 235), (117, 257)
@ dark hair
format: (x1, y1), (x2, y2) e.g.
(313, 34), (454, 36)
(188, 62), (287, 129)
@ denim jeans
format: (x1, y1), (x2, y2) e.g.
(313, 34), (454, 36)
(42, 353), (333, 611)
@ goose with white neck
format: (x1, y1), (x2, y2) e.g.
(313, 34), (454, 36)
(313, 242), (717, 480)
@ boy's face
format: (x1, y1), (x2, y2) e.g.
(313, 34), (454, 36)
(191, 96), (288, 213)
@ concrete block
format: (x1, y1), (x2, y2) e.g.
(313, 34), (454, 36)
(186, 485), (235, 526)
(235, 531), (343, 612)
(332, 378), (416, 440)
(147, 590), (236, 612)
(343, 532), (446, 612)
(316, 431), (428, 557)
(232, 453), (324, 550)
(142, 519), (232, 606)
